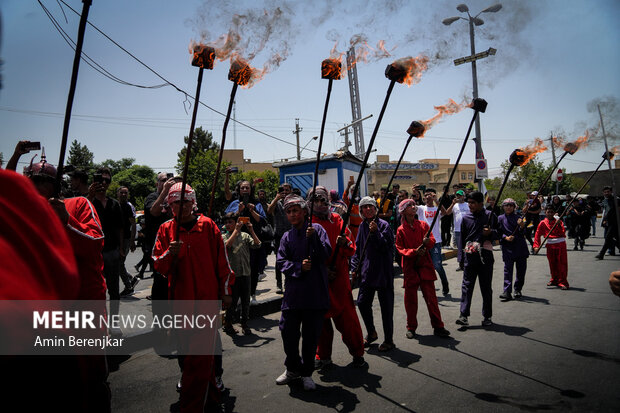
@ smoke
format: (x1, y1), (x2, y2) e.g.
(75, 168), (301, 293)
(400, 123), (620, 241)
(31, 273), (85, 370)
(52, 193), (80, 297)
(586, 95), (620, 146)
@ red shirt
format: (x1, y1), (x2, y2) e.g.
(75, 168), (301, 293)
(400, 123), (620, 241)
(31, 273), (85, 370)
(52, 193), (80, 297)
(153, 214), (234, 300)
(533, 217), (566, 249)
(395, 218), (436, 285)
(312, 213), (355, 317)
(64, 197), (106, 300)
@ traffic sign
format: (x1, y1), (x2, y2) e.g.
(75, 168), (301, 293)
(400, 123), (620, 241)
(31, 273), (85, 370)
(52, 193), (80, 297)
(475, 159), (488, 179)
(557, 169), (563, 182)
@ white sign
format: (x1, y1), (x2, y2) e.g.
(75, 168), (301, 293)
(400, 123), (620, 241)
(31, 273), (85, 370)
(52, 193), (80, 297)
(552, 168), (563, 182)
(475, 159), (488, 179)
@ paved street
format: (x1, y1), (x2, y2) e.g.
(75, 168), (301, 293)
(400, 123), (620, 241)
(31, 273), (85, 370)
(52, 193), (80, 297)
(111, 235), (620, 412)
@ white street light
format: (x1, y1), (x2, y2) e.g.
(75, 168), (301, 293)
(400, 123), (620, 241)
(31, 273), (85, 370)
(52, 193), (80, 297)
(442, 2), (502, 190)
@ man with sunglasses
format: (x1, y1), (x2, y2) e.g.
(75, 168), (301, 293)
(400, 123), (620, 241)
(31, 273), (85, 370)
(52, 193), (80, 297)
(88, 167), (127, 319)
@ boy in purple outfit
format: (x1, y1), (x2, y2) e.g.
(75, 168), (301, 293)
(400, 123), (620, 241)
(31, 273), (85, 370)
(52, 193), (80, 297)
(497, 198), (529, 300)
(351, 196), (395, 352)
(275, 194), (331, 391)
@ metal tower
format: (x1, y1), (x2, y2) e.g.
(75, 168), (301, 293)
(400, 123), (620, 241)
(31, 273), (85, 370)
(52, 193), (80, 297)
(347, 47), (365, 157)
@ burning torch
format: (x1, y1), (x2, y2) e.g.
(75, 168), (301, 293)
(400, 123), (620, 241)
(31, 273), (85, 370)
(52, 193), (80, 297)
(176, 45), (215, 239)
(424, 98), (488, 240)
(534, 151), (615, 254)
(308, 59), (342, 222)
(354, 121), (425, 268)
(207, 58), (252, 217)
(329, 56), (429, 270)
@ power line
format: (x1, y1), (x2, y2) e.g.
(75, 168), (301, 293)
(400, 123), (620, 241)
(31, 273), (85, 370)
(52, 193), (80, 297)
(52, 0), (302, 151)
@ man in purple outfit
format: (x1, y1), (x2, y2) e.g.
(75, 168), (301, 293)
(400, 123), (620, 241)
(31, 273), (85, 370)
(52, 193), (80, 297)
(275, 194), (331, 391)
(456, 191), (499, 328)
(497, 198), (529, 300)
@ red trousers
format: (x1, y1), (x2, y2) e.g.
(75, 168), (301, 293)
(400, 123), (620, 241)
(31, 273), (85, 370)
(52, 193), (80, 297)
(546, 242), (569, 287)
(404, 280), (444, 331)
(316, 290), (364, 360)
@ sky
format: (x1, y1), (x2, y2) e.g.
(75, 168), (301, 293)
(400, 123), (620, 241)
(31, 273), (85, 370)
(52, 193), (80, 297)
(1, 0), (619, 181)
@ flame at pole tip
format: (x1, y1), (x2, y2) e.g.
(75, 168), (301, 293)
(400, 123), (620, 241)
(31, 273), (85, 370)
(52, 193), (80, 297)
(553, 131), (590, 155)
(385, 55), (429, 86)
(228, 56), (264, 87)
(418, 98), (471, 137)
(189, 41), (216, 69)
(510, 138), (548, 166)
(321, 58), (342, 80)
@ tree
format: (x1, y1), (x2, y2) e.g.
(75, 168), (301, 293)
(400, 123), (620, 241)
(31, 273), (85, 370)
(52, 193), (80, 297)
(97, 158), (135, 176)
(67, 140), (95, 171)
(229, 169), (280, 199)
(108, 165), (156, 211)
(176, 127), (227, 215)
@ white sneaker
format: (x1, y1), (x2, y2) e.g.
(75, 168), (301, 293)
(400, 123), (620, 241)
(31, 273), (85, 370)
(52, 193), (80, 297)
(258, 273), (267, 281)
(215, 375), (224, 391)
(302, 376), (316, 391)
(275, 369), (300, 385)
(250, 295), (258, 306)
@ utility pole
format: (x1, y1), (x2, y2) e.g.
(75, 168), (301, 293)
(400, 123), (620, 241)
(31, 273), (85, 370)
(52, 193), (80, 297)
(293, 118), (302, 160)
(550, 132), (558, 195)
(597, 104), (620, 242)
(346, 47), (366, 157)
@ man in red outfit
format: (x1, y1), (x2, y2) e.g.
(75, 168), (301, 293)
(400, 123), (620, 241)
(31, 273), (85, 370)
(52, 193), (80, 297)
(395, 199), (451, 339)
(152, 182), (233, 412)
(534, 205), (569, 290)
(309, 186), (366, 369)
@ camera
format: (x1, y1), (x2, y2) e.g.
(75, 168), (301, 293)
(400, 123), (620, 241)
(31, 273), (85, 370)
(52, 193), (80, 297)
(93, 173), (103, 184)
(229, 166), (239, 173)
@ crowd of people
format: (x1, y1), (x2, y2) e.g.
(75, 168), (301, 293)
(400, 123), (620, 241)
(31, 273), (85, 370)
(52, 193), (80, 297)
(2, 139), (620, 412)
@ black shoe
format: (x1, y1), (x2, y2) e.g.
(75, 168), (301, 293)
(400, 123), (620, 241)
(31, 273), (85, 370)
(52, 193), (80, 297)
(595, 254), (604, 260)
(433, 327), (451, 337)
(120, 287), (134, 297)
(130, 276), (140, 289)
(442, 289), (450, 297)
(573, 245), (579, 251)
(499, 292), (512, 300)
(456, 315), (469, 326)
(352, 356), (368, 368)
(514, 290), (522, 299)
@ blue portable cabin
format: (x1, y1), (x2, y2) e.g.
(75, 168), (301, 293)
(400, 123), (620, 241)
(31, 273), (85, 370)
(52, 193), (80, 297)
(273, 151), (367, 197)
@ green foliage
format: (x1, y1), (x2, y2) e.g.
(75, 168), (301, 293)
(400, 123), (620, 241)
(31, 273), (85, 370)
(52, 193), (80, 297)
(485, 158), (585, 206)
(108, 165), (156, 211)
(67, 140), (94, 171)
(97, 158), (135, 176)
(229, 169), (280, 199)
(176, 127), (226, 215)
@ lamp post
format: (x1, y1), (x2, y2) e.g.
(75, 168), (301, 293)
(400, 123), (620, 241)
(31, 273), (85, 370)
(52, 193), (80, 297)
(443, 3), (502, 191)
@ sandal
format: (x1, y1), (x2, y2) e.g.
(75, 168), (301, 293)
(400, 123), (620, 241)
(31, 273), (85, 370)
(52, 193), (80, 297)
(363, 332), (378, 347)
(378, 342), (395, 352)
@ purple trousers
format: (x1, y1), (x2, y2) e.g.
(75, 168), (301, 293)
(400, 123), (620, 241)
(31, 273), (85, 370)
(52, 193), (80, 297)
(503, 256), (527, 294)
(280, 309), (326, 377)
(460, 250), (494, 318)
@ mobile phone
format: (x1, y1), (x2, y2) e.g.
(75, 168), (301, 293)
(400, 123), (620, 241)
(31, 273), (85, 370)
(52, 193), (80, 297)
(93, 173), (103, 184)
(23, 141), (41, 151)
(238, 217), (250, 224)
(418, 184), (426, 193)
(229, 166), (239, 173)
(278, 186), (284, 193)
(167, 172), (174, 179)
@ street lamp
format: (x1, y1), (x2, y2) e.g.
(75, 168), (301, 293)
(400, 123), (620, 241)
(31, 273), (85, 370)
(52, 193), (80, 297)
(299, 136), (319, 156)
(443, 3), (502, 191)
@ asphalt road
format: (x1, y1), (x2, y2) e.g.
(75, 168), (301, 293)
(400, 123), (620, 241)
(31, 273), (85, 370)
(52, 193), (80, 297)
(111, 235), (620, 412)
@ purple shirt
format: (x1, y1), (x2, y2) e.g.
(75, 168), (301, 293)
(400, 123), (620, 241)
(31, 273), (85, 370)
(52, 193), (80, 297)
(498, 213), (530, 259)
(352, 218), (394, 288)
(276, 222), (331, 310)
(459, 209), (500, 265)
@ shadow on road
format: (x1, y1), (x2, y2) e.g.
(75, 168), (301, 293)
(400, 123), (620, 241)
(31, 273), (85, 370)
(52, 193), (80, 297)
(458, 322), (532, 337)
(286, 381), (360, 413)
(366, 345), (422, 368)
(521, 335), (620, 365)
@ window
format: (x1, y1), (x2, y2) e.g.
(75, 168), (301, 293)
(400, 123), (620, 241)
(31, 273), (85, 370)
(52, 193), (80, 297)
(461, 172), (466, 180)
(468, 172), (474, 180)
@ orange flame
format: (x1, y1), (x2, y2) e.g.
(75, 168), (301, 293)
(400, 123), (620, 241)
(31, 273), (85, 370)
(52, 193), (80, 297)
(189, 42), (216, 69)
(321, 58), (342, 80)
(386, 55), (429, 86)
(327, 37), (394, 77)
(228, 56), (264, 87)
(510, 138), (548, 166)
(553, 131), (590, 154)
(418, 98), (471, 136)
(610, 146), (620, 156)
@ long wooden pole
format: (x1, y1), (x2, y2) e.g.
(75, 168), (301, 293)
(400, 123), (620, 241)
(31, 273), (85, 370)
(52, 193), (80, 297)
(55, 0), (93, 197)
